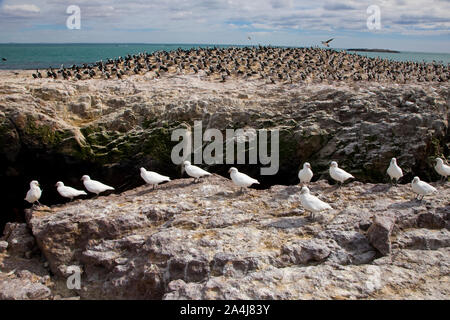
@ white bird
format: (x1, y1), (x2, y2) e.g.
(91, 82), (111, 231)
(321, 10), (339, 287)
(81, 175), (115, 196)
(229, 167), (260, 192)
(298, 162), (313, 184)
(183, 161), (211, 183)
(387, 158), (403, 185)
(140, 167), (171, 189)
(299, 186), (332, 220)
(56, 181), (87, 200)
(330, 161), (354, 186)
(24, 180), (42, 206)
(435, 158), (450, 182)
(411, 176), (437, 201)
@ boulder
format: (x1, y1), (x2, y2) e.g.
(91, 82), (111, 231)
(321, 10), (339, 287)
(367, 215), (396, 256)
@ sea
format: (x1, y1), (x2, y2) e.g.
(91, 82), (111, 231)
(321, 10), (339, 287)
(0, 43), (449, 70)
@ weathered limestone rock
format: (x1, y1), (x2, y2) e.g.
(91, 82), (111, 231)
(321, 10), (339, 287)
(0, 278), (51, 300)
(2, 223), (36, 257)
(0, 241), (8, 253)
(367, 215), (396, 255)
(20, 176), (450, 300)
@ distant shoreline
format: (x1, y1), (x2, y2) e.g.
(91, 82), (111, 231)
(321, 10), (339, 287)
(347, 48), (401, 53)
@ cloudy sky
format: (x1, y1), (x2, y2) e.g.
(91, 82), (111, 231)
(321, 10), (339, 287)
(0, 0), (449, 52)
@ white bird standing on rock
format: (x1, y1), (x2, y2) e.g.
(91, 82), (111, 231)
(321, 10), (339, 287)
(298, 162), (313, 184)
(229, 167), (260, 193)
(183, 161), (211, 183)
(56, 181), (87, 200)
(411, 177), (437, 201)
(81, 175), (115, 197)
(25, 180), (42, 206)
(330, 161), (354, 187)
(140, 167), (171, 189)
(435, 158), (450, 182)
(387, 158), (403, 185)
(299, 186), (332, 220)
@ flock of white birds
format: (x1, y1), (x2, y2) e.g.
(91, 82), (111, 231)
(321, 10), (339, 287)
(24, 157), (449, 219)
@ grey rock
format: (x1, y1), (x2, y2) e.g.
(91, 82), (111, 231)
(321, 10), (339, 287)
(2, 223), (36, 256)
(0, 240), (8, 252)
(367, 215), (396, 255)
(18, 177), (450, 300)
(0, 279), (51, 300)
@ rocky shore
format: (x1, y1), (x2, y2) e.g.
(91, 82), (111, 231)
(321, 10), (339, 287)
(0, 175), (449, 299)
(0, 71), (448, 225)
(0, 66), (448, 299)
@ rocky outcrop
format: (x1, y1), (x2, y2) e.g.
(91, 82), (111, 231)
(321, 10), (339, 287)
(0, 74), (448, 233)
(6, 175), (446, 300)
(0, 223), (78, 300)
(367, 215), (396, 255)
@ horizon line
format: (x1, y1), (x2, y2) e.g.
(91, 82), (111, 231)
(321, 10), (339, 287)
(0, 42), (449, 55)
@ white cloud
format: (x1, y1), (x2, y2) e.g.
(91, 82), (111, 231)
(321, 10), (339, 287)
(3, 4), (40, 14)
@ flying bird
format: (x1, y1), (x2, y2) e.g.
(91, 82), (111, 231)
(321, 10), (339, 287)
(1, 58), (6, 62)
(298, 162), (313, 184)
(411, 177), (436, 201)
(25, 180), (42, 206)
(321, 38), (334, 47)
(140, 167), (171, 189)
(183, 161), (211, 183)
(55, 181), (87, 201)
(81, 175), (115, 197)
(435, 158), (450, 182)
(387, 158), (403, 185)
(229, 167), (260, 193)
(299, 186), (332, 220)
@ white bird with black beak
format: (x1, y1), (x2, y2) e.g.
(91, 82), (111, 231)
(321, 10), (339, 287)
(411, 177), (436, 201)
(25, 180), (42, 206)
(298, 162), (313, 184)
(299, 186), (332, 220)
(140, 167), (171, 189)
(435, 158), (450, 182)
(81, 175), (114, 196)
(229, 167), (260, 192)
(330, 161), (354, 186)
(183, 161), (211, 183)
(387, 158), (403, 185)
(56, 181), (87, 200)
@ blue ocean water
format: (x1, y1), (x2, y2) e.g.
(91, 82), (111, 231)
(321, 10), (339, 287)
(0, 43), (449, 70)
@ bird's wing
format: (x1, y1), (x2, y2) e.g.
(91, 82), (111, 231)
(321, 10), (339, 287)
(237, 172), (259, 185)
(337, 168), (354, 179)
(25, 189), (33, 201)
(66, 186), (87, 195)
(419, 181), (436, 193)
(189, 165), (211, 177)
(443, 164), (450, 175)
(91, 180), (115, 191)
(146, 171), (170, 183)
(326, 38), (334, 43)
(310, 195), (331, 211)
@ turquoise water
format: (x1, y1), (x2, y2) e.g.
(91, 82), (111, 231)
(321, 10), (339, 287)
(0, 43), (449, 70)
